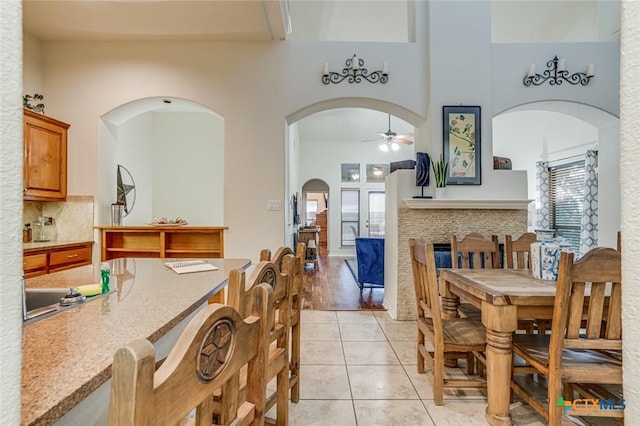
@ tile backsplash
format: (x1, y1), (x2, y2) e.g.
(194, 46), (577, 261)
(24, 195), (94, 242)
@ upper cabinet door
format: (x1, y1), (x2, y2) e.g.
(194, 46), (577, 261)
(23, 109), (70, 201)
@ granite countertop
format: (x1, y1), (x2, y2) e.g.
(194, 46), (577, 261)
(24, 240), (94, 253)
(22, 257), (250, 426)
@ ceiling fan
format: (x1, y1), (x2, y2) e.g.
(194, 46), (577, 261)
(362, 113), (414, 151)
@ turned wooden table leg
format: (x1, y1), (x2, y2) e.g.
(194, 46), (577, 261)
(482, 302), (517, 426)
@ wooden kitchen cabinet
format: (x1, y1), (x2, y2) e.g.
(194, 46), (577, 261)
(23, 109), (70, 201)
(23, 242), (93, 278)
(98, 226), (227, 261)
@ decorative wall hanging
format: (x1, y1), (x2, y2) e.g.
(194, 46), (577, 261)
(443, 105), (481, 185)
(322, 54), (388, 84)
(23, 93), (45, 113)
(523, 55), (594, 87)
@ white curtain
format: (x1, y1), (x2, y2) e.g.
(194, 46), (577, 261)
(579, 150), (598, 255)
(535, 161), (550, 229)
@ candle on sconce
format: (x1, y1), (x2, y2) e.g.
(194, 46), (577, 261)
(586, 63), (595, 77)
(322, 62), (329, 76)
(557, 58), (566, 72)
(351, 55), (359, 70)
(527, 64), (536, 77)
(382, 61), (388, 75)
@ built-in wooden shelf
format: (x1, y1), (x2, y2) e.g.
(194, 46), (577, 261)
(97, 226), (227, 261)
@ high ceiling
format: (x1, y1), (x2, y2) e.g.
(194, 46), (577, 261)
(22, 0), (290, 42)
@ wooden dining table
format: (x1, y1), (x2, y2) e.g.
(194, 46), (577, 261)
(438, 268), (558, 426)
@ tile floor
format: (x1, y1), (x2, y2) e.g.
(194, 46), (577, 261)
(277, 310), (558, 426)
(272, 310), (544, 426)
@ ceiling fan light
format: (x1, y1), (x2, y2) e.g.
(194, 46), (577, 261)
(379, 143), (389, 152)
(391, 142), (400, 151)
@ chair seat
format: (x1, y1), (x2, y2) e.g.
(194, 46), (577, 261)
(419, 316), (486, 347)
(513, 334), (622, 371)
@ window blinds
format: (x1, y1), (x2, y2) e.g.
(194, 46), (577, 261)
(549, 160), (585, 252)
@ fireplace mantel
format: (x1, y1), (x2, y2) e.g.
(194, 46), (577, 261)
(402, 199), (532, 210)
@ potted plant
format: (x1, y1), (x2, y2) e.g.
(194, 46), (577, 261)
(430, 154), (449, 188)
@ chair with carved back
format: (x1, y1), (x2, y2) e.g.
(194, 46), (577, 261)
(409, 238), (487, 405)
(510, 248), (623, 425)
(109, 284), (272, 426)
(450, 233), (500, 324)
(220, 259), (293, 426)
(504, 232), (543, 334)
(259, 242), (306, 402)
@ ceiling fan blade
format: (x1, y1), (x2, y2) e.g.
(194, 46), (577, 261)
(361, 138), (381, 142)
(395, 133), (414, 139)
(394, 138), (414, 145)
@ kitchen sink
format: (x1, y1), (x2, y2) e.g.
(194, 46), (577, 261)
(23, 287), (85, 325)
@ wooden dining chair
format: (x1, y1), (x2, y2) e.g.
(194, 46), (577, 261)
(409, 238), (487, 405)
(259, 242), (306, 403)
(450, 233), (500, 321)
(451, 233), (501, 269)
(109, 284), (272, 426)
(504, 232), (544, 334)
(220, 259), (293, 426)
(510, 247), (622, 426)
(505, 232), (536, 269)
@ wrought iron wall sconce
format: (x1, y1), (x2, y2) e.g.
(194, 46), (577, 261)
(523, 55), (594, 87)
(322, 54), (388, 84)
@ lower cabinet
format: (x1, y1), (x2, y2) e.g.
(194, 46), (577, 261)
(24, 242), (93, 278)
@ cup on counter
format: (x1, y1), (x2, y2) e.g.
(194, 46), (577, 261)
(111, 203), (124, 226)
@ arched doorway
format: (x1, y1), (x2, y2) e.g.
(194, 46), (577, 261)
(493, 100), (619, 248)
(99, 97), (224, 227)
(302, 179), (329, 250)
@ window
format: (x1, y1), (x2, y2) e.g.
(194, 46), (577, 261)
(341, 163), (360, 183)
(549, 160), (585, 252)
(341, 189), (359, 246)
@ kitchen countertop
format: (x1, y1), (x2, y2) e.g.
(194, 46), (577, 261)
(22, 257), (250, 426)
(24, 239), (94, 253)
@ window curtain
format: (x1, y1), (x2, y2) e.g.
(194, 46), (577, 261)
(579, 150), (598, 255)
(535, 161), (550, 229)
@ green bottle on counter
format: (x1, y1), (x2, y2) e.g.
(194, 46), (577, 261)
(100, 262), (110, 293)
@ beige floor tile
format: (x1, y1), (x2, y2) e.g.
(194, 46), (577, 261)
(336, 310), (377, 324)
(354, 400), (435, 426)
(379, 321), (419, 341)
(339, 323), (386, 341)
(300, 323), (341, 341)
(301, 341), (345, 365)
(301, 310), (338, 324)
(299, 365), (352, 399)
(287, 400), (357, 426)
(405, 365), (487, 400)
(348, 365), (419, 399)
(342, 341), (400, 365)
(423, 400), (490, 425)
(373, 310), (396, 323)
(390, 340), (419, 365)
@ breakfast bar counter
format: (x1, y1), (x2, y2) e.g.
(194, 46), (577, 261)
(22, 257), (250, 426)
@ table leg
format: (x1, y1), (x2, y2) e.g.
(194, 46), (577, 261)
(481, 302), (517, 426)
(440, 279), (460, 319)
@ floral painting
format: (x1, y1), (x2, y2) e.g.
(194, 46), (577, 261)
(443, 106), (481, 185)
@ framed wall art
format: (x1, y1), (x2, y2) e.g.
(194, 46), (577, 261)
(443, 105), (481, 185)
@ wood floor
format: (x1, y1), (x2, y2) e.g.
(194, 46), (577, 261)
(300, 246), (385, 310)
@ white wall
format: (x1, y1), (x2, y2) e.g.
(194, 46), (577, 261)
(111, 111), (224, 226)
(151, 112), (223, 226)
(1, 1), (23, 424)
(621, 1), (640, 416)
(116, 112), (153, 224)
